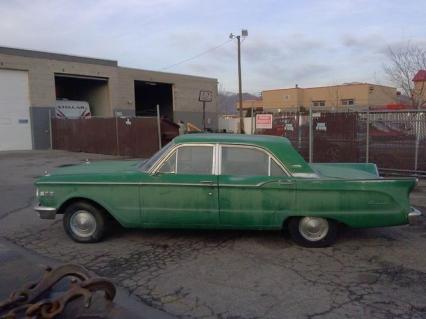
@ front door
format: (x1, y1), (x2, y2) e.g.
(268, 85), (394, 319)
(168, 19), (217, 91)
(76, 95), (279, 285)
(141, 144), (219, 227)
(218, 145), (295, 228)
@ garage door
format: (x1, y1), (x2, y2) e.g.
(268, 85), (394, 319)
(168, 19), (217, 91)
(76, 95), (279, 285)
(0, 70), (32, 150)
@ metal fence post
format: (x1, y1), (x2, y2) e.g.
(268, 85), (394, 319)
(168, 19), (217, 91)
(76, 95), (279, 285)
(366, 109), (370, 163)
(48, 109), (53, 150)
(414, 111), (419, 171)
(156, 104), (162, 149)
(115, 116), (120, 156)
(251, 106), (254, 134)
(309, 106), (313, 163)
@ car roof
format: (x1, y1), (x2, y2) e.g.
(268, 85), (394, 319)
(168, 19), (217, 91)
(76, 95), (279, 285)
(174, 133), (291, 145)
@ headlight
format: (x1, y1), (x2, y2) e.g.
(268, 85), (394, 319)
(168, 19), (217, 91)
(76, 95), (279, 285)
(36, 188), (39, 198)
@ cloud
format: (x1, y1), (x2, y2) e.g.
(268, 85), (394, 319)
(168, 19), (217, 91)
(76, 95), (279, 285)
(0, 0), (425, 93)
(341, 33), (384, 49)
(243, 34), (326, 62)
(292, 64), (334, 80)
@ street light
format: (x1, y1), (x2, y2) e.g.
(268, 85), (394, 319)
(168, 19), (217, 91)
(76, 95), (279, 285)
(229, 29), (248, 134)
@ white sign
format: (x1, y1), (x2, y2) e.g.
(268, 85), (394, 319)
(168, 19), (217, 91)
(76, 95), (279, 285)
(316, 122), (327, 131)
(199, 90), (213, 102)
(284, 123), (294, 131)
(256, 114), (273, 129)
(55, 100), (91, 119)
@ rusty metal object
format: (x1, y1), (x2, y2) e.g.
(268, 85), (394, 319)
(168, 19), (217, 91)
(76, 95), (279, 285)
(0, 264), (116, 319)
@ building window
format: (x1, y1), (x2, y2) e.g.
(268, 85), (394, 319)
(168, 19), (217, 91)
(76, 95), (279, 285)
(312, 100), (325, 107)
(341, 99), (354, 106)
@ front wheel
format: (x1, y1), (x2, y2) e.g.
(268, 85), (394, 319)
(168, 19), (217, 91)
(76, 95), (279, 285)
(288, 217), (337, 248)
(63, 201), (107, 243)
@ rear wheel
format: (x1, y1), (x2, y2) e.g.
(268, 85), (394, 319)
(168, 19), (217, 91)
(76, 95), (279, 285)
(288, 217), (337, 247)
(63, 201), (107, 243)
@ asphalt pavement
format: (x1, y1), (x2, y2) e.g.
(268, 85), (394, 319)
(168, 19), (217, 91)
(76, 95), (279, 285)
(0, 150), (425, 319)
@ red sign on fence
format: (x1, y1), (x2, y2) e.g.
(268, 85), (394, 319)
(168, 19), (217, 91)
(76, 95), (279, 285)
(256, 114), (273, 129)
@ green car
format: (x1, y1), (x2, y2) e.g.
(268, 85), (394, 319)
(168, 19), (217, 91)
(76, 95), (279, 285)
(34, 134), (422, 247)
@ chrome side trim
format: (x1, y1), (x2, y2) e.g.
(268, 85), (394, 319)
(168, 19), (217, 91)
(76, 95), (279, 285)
(218, 180), (291, 187)
(36, 181), (290, 188)
(36, 181), (216, 186)
(293, 173), (320, 178)
(34, 205), (57, 220)
(408, 207), (422, 225)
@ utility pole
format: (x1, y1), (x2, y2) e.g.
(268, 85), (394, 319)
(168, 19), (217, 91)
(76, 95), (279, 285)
(237, 35), (243, 134)
(230, 29), (248, 134)
(156, 104), (162, 149)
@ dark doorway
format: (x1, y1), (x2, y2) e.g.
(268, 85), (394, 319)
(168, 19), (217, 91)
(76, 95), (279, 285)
(134, 81), (173, 120)
(55, 74), (109, 116)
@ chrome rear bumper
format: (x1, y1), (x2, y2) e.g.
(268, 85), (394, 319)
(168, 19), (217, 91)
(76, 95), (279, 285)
(34, 205), (57, 220)
(408, 207), (422, 225)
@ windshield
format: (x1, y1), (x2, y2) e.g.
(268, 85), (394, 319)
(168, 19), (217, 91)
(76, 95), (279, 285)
(140, 141), (174, 172)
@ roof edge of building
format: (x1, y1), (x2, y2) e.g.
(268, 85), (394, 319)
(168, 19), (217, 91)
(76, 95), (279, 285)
(118, 65), (218, 82)
(0, 46), (118, 67)
(262, 82), (396, 92)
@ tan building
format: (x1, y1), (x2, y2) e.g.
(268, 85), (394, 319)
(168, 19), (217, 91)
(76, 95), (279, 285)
(0, 46), (218, 150)
(413, 70), (426, 108)
(240, 83), (397, 110)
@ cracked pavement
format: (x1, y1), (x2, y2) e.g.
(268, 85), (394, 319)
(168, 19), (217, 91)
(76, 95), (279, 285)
(0, 150), (425, 319)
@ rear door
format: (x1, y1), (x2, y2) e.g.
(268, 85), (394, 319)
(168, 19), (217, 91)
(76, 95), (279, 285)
(218, 145), (295, 228)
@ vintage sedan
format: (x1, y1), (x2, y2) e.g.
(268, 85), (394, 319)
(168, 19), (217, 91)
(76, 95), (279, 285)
(34, 134), (422, 247)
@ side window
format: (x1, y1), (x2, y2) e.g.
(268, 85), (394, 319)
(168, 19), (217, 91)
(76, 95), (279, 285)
(270, 159), (287, 176)
(158, 151), (176, 173)
(177, 146), (213, 174)
(158, 146), (213, 174)
(221, 147), (269, 176)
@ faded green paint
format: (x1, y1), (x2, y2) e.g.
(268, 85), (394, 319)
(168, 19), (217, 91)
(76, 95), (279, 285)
(35, 134), (417, 230)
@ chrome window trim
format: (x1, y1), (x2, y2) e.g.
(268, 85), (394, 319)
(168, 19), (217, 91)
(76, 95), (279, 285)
(218, 144), (290, 177)
(213, 143), (220, 175)
(150, 143), (217, 175)
(268, 157), (271, 176)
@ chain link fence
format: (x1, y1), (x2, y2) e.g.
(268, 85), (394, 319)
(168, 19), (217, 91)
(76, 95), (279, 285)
(251, 108), (426, 176)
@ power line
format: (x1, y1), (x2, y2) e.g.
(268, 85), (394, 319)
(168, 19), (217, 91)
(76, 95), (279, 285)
(160, 39), (232, 71)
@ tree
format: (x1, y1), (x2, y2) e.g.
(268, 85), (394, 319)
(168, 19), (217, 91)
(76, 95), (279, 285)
(384, 43), (426, 109)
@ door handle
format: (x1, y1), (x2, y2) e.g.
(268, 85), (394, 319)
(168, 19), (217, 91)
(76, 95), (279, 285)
(200, 180), (214, 185)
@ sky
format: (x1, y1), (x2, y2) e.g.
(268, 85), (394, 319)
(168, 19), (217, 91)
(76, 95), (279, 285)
(0, 0), (425, 94)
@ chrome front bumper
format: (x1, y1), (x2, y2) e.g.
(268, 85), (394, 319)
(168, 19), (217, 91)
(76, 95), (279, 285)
(34, 205), (57, 220)
(408, 207), (422, 225)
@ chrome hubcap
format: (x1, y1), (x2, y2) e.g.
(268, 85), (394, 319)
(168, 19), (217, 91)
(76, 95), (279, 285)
(298, 217), (329, 242)
(70, 210), (96, 238)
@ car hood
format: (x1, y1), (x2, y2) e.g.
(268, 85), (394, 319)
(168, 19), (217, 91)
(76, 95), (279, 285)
(44, 160), (144, 176)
